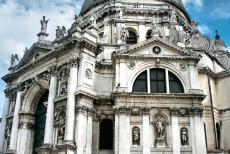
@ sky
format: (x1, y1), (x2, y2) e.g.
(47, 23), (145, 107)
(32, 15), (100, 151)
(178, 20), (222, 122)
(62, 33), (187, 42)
(0, 0), (230, 117)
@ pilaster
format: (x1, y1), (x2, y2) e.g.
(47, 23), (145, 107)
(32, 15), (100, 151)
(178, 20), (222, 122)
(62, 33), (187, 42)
(0, 89), (11, 153)
(8, 83), (24, 153)
(141, 107), (150, 154)
(43, 65), (58, 147)
(170, 108), (180, 154)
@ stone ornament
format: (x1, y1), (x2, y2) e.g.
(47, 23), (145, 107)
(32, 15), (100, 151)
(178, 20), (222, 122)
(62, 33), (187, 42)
(55, 106), (66, 143)
(181, 127), (189, 146)
(10, 54), (19, 68)
(168, 25), (179, 44)
(85, 68), (93, 79)
(40, 16), (49, 33)
(48, 65), (58, 77)
(153, 46), (161, 54)
(153, 113), (167, 147)
(56, 26), (66, 39)
(127, 61), (136, 70)
(68, 57), (80, 68)
(170, 9), (177, 22)
(59, 82), (67, 96)
(120, 27), (129, 43)
(18, 122), (35, 130)
(180, 63), (188, 71)
(114, 106), (132, 115)
(5, 121), (12, 150)
(132, 126), (140, 145)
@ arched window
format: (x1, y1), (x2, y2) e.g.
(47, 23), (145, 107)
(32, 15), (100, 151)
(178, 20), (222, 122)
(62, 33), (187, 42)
(126, 31), (137, 44)
(132, 70), (147, 92)
(99, 119), (113, 150)
(33, 90), (48, 153)
(132, 68), (184, 93)
(216, 123), (221, 149)
(169, 72), (184, 93)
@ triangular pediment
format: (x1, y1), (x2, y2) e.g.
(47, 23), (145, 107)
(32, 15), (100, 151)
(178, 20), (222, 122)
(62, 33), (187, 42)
(116, 38), (198, 58)
(16, 41), (53, 69)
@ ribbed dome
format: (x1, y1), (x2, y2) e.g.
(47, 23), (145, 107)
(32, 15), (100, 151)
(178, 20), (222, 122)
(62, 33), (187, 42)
(80, 0), (186, 15)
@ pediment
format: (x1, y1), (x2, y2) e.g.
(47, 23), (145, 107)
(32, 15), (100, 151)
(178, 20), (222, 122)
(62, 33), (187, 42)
(16, 41), (53, 69)
(116, 38), (198, 58)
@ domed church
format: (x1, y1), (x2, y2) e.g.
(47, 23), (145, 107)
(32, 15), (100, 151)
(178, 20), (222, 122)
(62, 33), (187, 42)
(0, 0), (230, 154)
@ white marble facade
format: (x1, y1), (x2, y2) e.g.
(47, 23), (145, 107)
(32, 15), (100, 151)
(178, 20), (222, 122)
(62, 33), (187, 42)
(0, 0), (230, 154)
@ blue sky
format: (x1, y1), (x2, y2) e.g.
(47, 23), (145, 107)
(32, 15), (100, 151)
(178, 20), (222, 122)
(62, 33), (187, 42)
(0, 0), (229, 117)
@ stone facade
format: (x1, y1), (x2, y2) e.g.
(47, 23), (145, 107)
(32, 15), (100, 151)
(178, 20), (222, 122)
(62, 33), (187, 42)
(0, 0), (230, 154)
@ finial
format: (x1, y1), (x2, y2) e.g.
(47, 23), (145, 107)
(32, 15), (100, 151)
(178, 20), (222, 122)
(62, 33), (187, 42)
(215, 30), (220, 40)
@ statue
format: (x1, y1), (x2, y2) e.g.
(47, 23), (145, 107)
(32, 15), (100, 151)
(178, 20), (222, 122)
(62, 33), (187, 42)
(117, 6), (123, 19)
(10, 54), (19, 67)
(9, 101), (15, 114)
(168, 24), (179, 44)
(170, 9), (177, 22)
(150, 20), (161, 38)
(132, 126), (140, 145)
(60, 83), (67, 96)
(56, 26), (66, 39)
(5, 122), (12, 150)
(120, 27), (129, 43)
(89, 13), (96, 26)
(181, 127), (189, 146)
(154, 114), (167, 147)
(40, 16), (49, 33)
(55, 109), (66, 143)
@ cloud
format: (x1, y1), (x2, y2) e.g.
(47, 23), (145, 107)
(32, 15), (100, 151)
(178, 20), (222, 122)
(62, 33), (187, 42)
(182, 0), (203, 8)
(227, 46), (230, 52)
(210, 2), (230, 19)
(198, 24), (211, 35)
(0, 0), (84, 116)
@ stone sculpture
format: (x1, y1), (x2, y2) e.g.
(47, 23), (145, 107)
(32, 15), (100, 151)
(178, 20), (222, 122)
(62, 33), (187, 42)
(132, 126), (140, 145)
(56, 26), (66, 39)
(10, 54), (18, 67)
(181, 127), (189, 146)
(40, 16), (49, 33)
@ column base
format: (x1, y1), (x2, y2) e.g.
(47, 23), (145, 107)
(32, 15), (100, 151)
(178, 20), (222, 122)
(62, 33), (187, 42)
(37, 144), (53, 154)
(55, 143), (77, 154)
(4, 149), (15, 154)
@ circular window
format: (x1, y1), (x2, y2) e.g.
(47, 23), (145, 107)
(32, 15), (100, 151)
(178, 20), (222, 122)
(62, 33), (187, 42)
(153, 46), (161, 54)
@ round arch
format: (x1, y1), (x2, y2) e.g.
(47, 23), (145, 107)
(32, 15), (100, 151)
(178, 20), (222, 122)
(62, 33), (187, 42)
(127, 61), (189, 93)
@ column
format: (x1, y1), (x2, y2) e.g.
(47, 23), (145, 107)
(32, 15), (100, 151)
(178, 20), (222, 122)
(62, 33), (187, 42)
(86, 109), (93, 154)
(64, 57), (79, 144)
(0, 89), (10, 153)
(118, 107), (131, 154)
(43, 65), (57, 146)
(142, 107), (150, 154)
(190, 116), (196, 154)
(171, 109), (180, 154)
(138, 23), (146, 42)
(114, 112), (119, 154)
(188, 63), (200, 92)
(75, 106), (88, 154)
(9, 85), (23, 151)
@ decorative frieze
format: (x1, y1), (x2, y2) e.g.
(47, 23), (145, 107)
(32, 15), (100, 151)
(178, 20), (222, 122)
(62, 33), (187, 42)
(18, 122), (35, 130)
(141, 107), (150, 115)
(75, 106), (94, 116)
(114, 106), (132, 115)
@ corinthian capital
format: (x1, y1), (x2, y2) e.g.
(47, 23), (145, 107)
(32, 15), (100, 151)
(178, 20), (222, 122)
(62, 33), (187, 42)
(4, 88), (11, 97)
(68, 57), (80, 68)
(48, 65), (58, 77)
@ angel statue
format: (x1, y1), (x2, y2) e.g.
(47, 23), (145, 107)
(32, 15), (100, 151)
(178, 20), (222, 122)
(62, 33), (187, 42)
(10, 54), (19, 67)
(56, 26), (67, 39)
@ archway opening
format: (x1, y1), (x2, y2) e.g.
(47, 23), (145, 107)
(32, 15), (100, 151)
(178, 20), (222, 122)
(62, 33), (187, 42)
(33, 90), (48, 152)
(99, 119), (113, 150)
(126, 31), (137, 44)
(216, 123), (221, 149)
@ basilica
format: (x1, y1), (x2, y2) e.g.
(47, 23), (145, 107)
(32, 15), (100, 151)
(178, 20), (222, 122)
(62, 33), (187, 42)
(0, 0), (230, 154)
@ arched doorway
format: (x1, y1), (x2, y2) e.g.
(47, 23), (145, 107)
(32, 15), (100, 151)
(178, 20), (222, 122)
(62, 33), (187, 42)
(33, 90), (48, 153)
(99, 119), (113, 151)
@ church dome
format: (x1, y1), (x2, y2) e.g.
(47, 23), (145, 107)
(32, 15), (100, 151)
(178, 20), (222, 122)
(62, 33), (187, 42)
(80, 0), (187, 17)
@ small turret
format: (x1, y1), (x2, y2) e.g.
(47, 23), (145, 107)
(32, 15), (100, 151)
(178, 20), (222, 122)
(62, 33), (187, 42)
(214, 30), (227, 51)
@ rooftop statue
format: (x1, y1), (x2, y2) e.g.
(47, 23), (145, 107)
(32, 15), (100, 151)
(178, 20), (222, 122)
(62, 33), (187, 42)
(10, 54), (19, 68)
(40, 16), (49, 33)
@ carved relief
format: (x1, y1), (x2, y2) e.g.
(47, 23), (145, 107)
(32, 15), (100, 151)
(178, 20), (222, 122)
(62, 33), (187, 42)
(168, 25), (179, 44)
(120, 26), (129, 43)
(57, 67), (69, 97)
(85, 68), (93, 79)
(179, 63), (188, 71)
(55, 106), (66, 143)
(181, 127), (189, 146)
(132, 126), (140, 145)
(126, 61), (136, 70)
(8, 92), (16, 115)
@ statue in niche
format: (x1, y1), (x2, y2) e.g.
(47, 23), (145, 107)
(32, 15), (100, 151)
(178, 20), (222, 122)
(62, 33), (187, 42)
(56, 26), (66, 39)
(181, 127), (189, 146)
(153, 114), (167, 147)
(55, 108), (66, 143)
(120, 26), (129, 43)
(5, 121), (12, 150)
(132, 126), (140, 145)
(8, 100), (15, 114)
(59, 82), (67, 96)
(10, 54), (19, 67)
(170, 9), (177, 22)
(40, 16), (49, 33)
